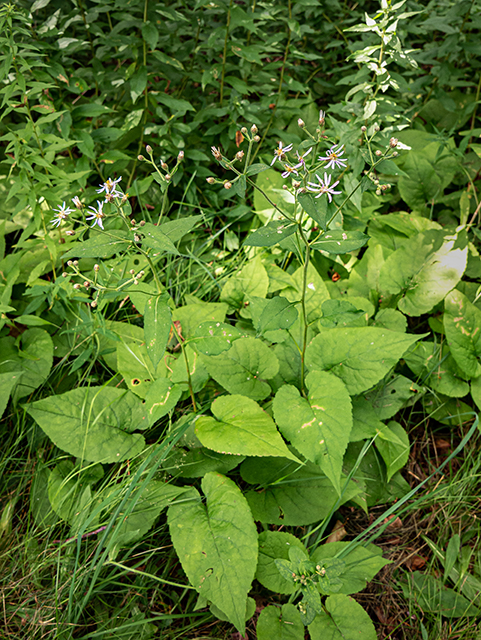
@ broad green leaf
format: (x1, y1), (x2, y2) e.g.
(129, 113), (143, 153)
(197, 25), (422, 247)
(472, 377), (481, 412)
(256, 296), (298, 342)
(159, 215), (202, 243)
(200, 337), (278, 400)
(257, 531), (309, 594)
(48, 460), (91, 525)
(144, 378), (182, 426)
(306, 327), (421, 395)
(144, 294), (172, 369)
(170, 345), (210, 392)
(173, 301), (228, 340)
(312, 230), (369, 255)
(273, 371), (352, 493)
(127, 282), (158, 315)
(191, 321), (245, 355)
(308, 594), (377, 639)
(26, 387), (146, 463)
(363, 374), (423, 419)
(0, 370), (22, 417)
(163, 447), (244, 479)
(311, 542), (390, 595)
(404, 341), (469, 397)
(0, 328), (53, 400)
(244, 221), (296, 247)
(257, 604), (304, 640)
(378, 230), (467, 316)
(371, 308), (407, 333)
(444, 289), (481, 378)
(319, 299), (365, 329)
(62, 231), (131, 259)
(168, 473), (258, 634)
(196, 394), (298, 461)
(221, 255), (269, 309)
(375, 421), (410, 481)
(104, 480), (189, 556)
(209, 597), (256, 625)
(283, 263), (330, 324)
(117, 339), (171, 398)
(253, 169), (295, 222)
(298, 192), (328, 229)
(141, 223), (179, 255)
(241, 457), (362, 526)
(273, 340), (302, 387)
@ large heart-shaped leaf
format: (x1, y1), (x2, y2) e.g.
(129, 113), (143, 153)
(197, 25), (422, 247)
(444, 289), (481, 378)
(168, 473), (258, 634)
(256, 604), (304, 640)
(196, 394), (298, 462)
(308, 594), (377, 639)
(26, 387), (146, 463)
(306, 327), (421, 394)
(273, 371), (352, 493)
(256, 531), (309, 595)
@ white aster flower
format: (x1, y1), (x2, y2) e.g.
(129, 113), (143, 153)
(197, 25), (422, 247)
(271, 141), (293, 166)
(96, 176), (123, 198)
(306, 172), (342, 203)
(318, 144), (347, 170)
(281, 164), (299, 179)
(86, 200), (105, 230)
(51, 202), (74, 227)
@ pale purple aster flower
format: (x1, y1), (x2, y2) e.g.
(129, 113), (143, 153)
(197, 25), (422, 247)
(318, 144), (347, 170)
(72, 195), (82, 209)
(295, 147), (312, 169)
(306, 172), (342, 203)
(96, 176), (123, 198)
(271, 141), (293, 166)
(51, 202), (74, 227)
(86, 200), (105, 230)
(281, 164), (299, 179)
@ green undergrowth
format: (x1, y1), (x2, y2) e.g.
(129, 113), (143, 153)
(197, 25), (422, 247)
(1, 0), (481, 638)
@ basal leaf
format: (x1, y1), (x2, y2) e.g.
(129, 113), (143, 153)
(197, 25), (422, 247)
(444, 289), (481, 378)
(192, 321), (246, 356)
(163, 447), (244, 479)
(0, 370), (22, 417)
(144, 377), (183, 426)
(273, 371), (352, 493)
(200, 337), (278, 400)
(256, 296), (298, 339)
(375, 420), (410, 481)
(308, 594), (377, 639)
(220, 255), (269, 309)
(404, 340), (469, 397)
(168, 473), (258, 634)
(363, 374), (423, 419)
(257, 531), (309, 594)
(144, 294), (172, 369)
(378, 230), (467, 316)
(196, 394), (298, 461)
(257, 604), (304, 640)
(173, 301), (228, 339)
(306, 327), (421, 394)
(26, 387), (146, 463)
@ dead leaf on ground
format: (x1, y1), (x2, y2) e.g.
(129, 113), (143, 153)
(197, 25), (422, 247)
(326, 520), (347, 544)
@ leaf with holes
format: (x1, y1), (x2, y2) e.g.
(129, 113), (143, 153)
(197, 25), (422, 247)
(168, 473), (258, 634)
(196, 394), (298, 461)
(144, 378), (183, 426)
(273, 371), (352, 493)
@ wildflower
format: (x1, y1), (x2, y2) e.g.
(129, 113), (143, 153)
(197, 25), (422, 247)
(177, 150), (184, 162)
(306, 172), (342, 203)
(295, 147), (312, 169)
(253, 135), (260, 142)
(271, 141), (293, 166)
(298, 118), (305, 127)
(235, 150), (245, 162)
(281, 164), (299, 179)
(146, 144), (153, 154)
(51, 202), (73, 227)
(206, 177), (216, 184)
(86, 200), (105, 230)
(72, 196), (82, 209)
(97, 176), (122, 198)
(319, 110), (325, 125)
(251, 124), (258, 134)
(318, 144), (347, 170)
(224, 181), (232, 190)
(375, 150), (382, 156)
(211, 146), (222, 161)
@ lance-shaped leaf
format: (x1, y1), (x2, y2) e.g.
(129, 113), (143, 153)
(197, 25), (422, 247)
(305, 327), (422, 395)
(168, 473), (258, 634)
(144, 293), (172, 368)
(308, 594), (377, 640)
(311, 230), (369, 255)
(257, 604), (305, 640)
(378, 229), (467, 316)
(141, 222), (179, 255)
(200, 337), (278, 400)
(62, 230), (131, 259)
(26, 387), (146, 463)
(244, 220), (296, 247)
(196, 394), (299, 462)
(444, 289), (481, 378)
(273, 372), (352, 493)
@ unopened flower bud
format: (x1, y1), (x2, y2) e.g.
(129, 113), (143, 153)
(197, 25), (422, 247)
(211, 146), (222, 160)
(138, 155), (146, 161)
(139, 270), (145, 277)
(131, 219), (136, 225)
(298, 118), (305, 127)
(121, 193), (129, 204)
(139, 220), (146, 226)
(91, 300), (97, 308)
(62, 272), (68, 278)
(177, 150), (184, 161)
(298, 187), (307, 194)
(361, 126), (367, 132)
(73, 283), (81, 289)
(67, 260), (73, 266)
(130, 269), (135, 275)
(374, 124), (380, 132)
(94, 264), (100, 272)
(84, 281), (89, 288)
(376, 188), (382, 195)
(66, 230), (75, 236)
(241, 127), (248, 134)
(375, 150), (382, 156)
(161, 161), (169, 171)
(206, 177), (216, 184)
(224, 181), (232, 190)
(293, 180), (301, 188)
(134, 234), (140, 242)
(253, 135), (260, 142)
(134, 280), (139, 285)
(392, 151), (398, 156)
(389, 137), (398, 148)
(165, 174), (171, 181)
(374, 179), (379, 185)
(282, 185), (288, 190)
(250, 124), (258, 134)
(73, 261), (78, 266)
(319, 110), (325, 125)
(146, 145), (153, 154)
(235, 150), (244, 161)
(72, 196), (82, 209)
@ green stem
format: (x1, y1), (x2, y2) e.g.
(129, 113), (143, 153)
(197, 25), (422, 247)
(219, 0), (233, 107)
